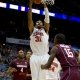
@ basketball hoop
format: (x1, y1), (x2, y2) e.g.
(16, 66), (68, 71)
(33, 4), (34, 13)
(46, 0), (55, 5)
(42, 0), (55, 5)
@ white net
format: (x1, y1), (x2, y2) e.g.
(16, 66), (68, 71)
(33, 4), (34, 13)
(44, 0), (55, 5)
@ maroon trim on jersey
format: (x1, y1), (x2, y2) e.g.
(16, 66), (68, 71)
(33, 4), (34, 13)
(56, 44), (71, 67)
(58, 44), (73, 66)
(55, 44), (78, 71)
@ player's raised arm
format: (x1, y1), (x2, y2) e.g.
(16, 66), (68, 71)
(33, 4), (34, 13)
(28, 0), (34, 34)
(43, 2), (50, 33)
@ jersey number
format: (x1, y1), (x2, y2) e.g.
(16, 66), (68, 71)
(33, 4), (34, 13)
(49, 62), (58, 72)
(64, 48), (73, 58)
(21, 67), (23, 72)
(35, 36), (42, 42)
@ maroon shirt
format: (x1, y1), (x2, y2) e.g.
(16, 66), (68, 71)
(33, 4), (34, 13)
(10, 59), (29, 80)
(56, 44), (78, 71)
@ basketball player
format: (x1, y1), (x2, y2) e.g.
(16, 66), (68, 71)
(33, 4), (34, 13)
(28, 0), (50, 80)
(41, 33), (80, 80)
(26, 51), (32, 61)
(7, 49), (30, 80)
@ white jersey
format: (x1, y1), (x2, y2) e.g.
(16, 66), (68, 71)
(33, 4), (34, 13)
(30, 28), (49, 55)
(46, 58), (61, 80)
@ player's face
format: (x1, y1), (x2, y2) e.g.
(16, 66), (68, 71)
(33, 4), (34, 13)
(26, 51), (32, 59)
(18, 50), (25, 59)
(35, 20), (43, 29)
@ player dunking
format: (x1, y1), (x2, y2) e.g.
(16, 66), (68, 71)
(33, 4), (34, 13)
(41, 33), (80, 80)
(28, 0), (50, 80)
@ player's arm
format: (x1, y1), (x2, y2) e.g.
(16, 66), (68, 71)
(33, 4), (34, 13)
(26, 74), (31, 77)
(41, 46), (58, 69)
(28, 0), (34, 35)
(43, 3), (50, 33)
(6, 67), (17, 75)
(6, 60), (17, 75)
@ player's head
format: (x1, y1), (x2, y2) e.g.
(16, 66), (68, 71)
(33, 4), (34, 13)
(26, 51), (32, 60)
(35, 20), (44, 29)
(54, 33), (66, 45)
(18, 49), (25, 59)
